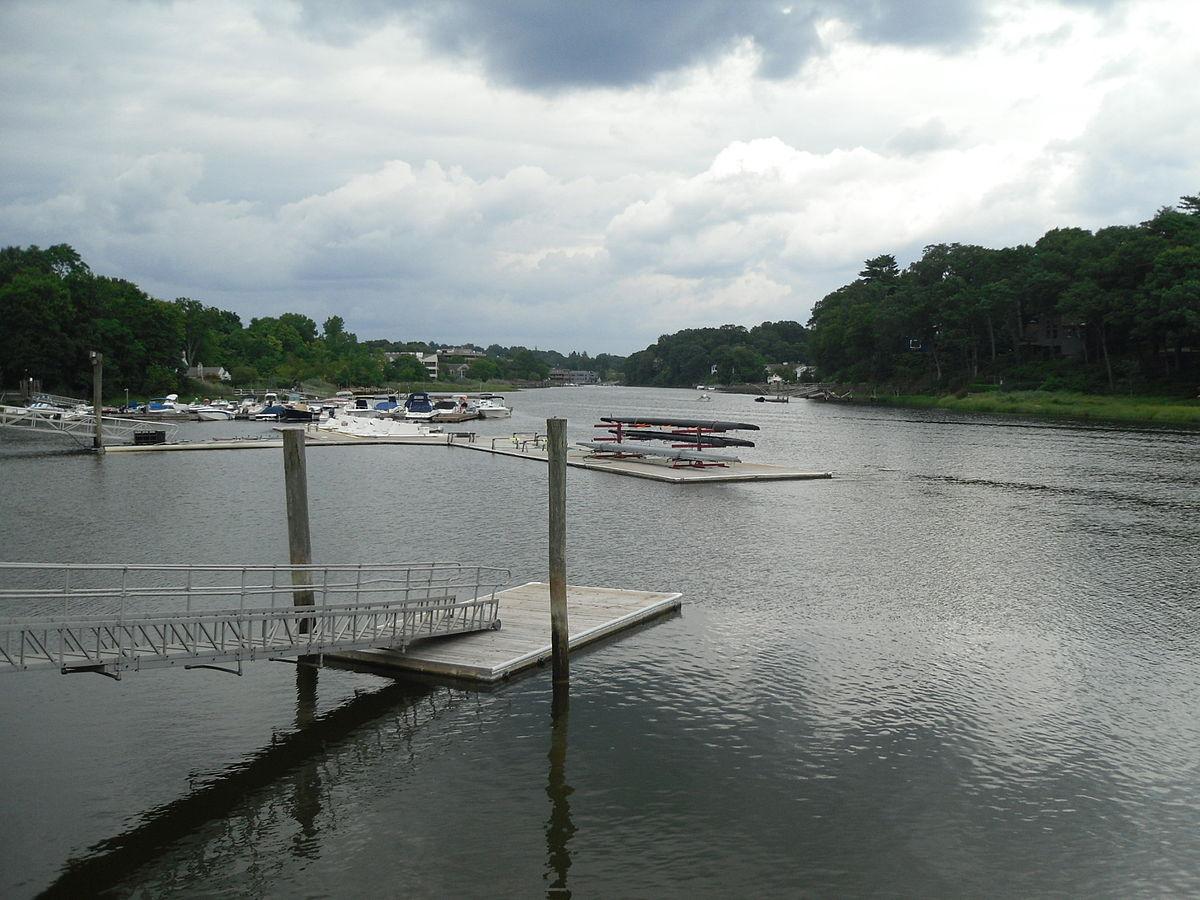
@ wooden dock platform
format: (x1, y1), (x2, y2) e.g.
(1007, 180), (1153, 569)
(104, 430), (460, 452)
(330, 582), (681, 683)
(457, 442), (832, 483)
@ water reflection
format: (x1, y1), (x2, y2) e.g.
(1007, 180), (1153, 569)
(545, 684), (574, 899)
(38, 676), (433, 898)
(291, 665), (321, 860)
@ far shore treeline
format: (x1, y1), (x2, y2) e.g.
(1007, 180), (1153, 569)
(3, 193), (1197, 400)
(0, 244), (624, 397)
(623, 194), (1200, 395)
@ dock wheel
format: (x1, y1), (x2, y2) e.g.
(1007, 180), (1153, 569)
(491, 619), (502, 631)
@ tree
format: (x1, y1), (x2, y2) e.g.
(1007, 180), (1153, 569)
(466, 357), (501, 381)
(385, 354), (429, 383)
(0, 271), (74, 388)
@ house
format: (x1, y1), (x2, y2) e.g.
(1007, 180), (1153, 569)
(548, 368), (600, 386)
(186, 365), (232, 382)
(1022, 317), (1085, 358)
(436, 347), (486, 360)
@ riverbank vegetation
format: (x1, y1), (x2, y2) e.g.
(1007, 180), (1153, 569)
(0, 244), (623, 396)
(806, 194), (1200, 397)
(870, 389), (1200, 427)
(623, 321), (809, 387)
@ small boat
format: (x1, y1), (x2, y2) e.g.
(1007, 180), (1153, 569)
(432, 396), (477, 422)
(192, 404), (235, 421)
(697, 393), (712, 402)
(403, 391), (437, 420)
(318, 414), (442, 438)
(754, 395), (789, 404)
(145, 394), (188, 415)
(474, 394), (512, 418)
(279, 402), (316, 422)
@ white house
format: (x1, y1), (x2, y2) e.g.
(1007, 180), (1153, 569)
(186, 365), (232, 382)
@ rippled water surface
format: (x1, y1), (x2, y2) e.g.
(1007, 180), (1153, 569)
(1, 387), (1198, 897)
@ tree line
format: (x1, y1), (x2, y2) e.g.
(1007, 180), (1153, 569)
(0, 244), (625, 396)
(623, 321), (810, 387)
(807, 194), (1200, 392)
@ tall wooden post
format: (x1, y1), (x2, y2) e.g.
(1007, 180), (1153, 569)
(547, 418), (569, 683)
(282, 428), (315, 634)
(90, 351), (103, 451)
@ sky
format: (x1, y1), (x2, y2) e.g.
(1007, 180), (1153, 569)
(2, 0), (1198, 355)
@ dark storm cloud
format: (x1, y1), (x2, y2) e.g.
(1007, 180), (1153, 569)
(293, 1), (1131, 90)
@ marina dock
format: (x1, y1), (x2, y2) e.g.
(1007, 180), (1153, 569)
(104, 429), (465, 452)
(331, 582), (682, 683)
(459, 440), (833, 483)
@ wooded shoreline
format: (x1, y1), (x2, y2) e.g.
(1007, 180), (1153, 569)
(728, 382), (1200, 427)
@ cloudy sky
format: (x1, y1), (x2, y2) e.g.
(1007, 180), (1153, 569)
(2, 0), (1197, 354)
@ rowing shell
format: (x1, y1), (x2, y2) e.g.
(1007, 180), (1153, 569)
(599, 416), (759, 431)
(613, 429), (756, 448)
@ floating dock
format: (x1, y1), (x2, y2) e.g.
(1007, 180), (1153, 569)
(331, 582), (681, 683)
(457, 441), (832, 483)
(104, 429), (463, 452)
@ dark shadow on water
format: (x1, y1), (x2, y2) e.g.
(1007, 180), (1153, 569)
(544, 682), (574, 899)
(290, 664), (321, 860)
(36, 670), (433, 899)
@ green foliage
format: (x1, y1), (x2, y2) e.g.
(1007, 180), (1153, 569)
(466, 357), (501, 381)
(624, 321), (808, 387)
(807, 192), (1200, 393)
(878, 390), (1200, 426)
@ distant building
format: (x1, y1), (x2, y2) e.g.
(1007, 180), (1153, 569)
(436, 347), (485, 359)
(1023, 317), (1085, 358)
(186, 365), (232, 382)
(548, 368), (600, 385)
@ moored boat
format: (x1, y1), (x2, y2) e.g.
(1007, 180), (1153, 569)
(403, 391), (437, 420)
(473, 394), (512, 418)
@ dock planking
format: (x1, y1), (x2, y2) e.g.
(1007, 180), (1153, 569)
(458, 441), (832, 483)
(330, 582), (681, 683)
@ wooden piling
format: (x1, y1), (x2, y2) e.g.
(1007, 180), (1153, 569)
(90, 351), (103, 451)
(547, 418), (569, 683)
(282, 429), (315, 633)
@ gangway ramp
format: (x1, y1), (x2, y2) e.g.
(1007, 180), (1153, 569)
(0, 562), (508, 677)
(0, 404), (179, 446)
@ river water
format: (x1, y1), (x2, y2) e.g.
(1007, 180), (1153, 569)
(1, 386), (1197, 898)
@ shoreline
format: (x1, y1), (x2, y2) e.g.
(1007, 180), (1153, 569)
(677, 383), (1200, 428)
(851, 389), (1200, 428)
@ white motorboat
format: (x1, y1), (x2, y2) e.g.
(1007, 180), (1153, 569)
(403, 392), (437, 420)
(143, 394), (191, 417)
(473, 394), (512, 418)
(318, 413), (441, 438)
(192, 405), (235, 421)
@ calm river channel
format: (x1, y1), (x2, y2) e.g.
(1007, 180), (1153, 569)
(1, 386), (1198, 897)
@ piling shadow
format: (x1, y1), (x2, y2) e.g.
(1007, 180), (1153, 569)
(37, 673), (435, 899)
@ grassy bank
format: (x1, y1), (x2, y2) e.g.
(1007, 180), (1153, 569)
(872, 390), (1200, 427)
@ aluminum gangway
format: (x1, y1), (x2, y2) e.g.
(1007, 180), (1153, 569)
(0, 403), (180, 446)
(0, 562), (509, 677)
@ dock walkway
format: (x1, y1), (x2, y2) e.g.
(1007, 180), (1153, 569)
(458, 441), (832, 483)
(332, 582), (681, 683)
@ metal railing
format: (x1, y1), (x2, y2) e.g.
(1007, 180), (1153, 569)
(0, 562), (509, 676)
(0, 404), (180, 446)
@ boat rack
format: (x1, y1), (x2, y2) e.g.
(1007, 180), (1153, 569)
(583, 416), (760, 469)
